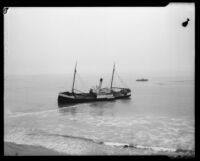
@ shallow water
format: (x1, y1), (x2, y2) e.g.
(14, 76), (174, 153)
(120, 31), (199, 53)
(4, 74), (195, 155)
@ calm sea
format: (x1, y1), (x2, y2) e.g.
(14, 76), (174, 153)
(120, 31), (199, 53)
(4, 74), (195, 155)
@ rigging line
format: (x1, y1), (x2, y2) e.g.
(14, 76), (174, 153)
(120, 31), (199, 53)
(115, 71), (128, 88)
(74, 89), (87, 94)
(74, 75), (78, 89)
(76, 72), (88, 88)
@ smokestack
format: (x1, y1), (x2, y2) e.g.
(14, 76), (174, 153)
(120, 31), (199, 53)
(99, 78), (103, 89)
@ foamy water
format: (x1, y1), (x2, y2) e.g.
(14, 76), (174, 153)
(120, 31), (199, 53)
(4, 75), (195, 155)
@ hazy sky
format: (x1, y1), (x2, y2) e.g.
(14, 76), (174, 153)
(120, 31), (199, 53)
(4, 3), (195, 77)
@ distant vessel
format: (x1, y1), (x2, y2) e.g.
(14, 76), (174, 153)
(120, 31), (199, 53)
(136, 78), (148, 82)
(58, 63), (131, 105)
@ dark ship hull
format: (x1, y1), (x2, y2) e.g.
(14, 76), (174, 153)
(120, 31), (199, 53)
(58, 90), (131, 105)
(58, 94), (114, 104)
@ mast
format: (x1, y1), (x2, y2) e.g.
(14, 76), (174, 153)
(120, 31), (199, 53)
(72, 62), (77, 93)
(110, 63), (115, 90)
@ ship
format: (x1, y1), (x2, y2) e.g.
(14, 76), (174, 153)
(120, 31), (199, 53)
(136, 78), (148, 81)
(58, 63), (131, 105)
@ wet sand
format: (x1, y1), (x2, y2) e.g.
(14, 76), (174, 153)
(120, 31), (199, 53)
(4, 141), (194, 157)
(4, 142), (66, 156)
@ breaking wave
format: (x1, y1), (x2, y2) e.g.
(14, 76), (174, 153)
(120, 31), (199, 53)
(5, 128), (194, 155)
(40, 133), (183, 152)
(5, 109), (57, 118)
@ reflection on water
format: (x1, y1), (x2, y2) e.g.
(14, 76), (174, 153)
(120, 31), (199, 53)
(59, 105), (78, 116)
(116, 98), (132, 104)
(89, 101), (115, 108)
(58, 98), (132, 118)
(89, 101), (114, 117)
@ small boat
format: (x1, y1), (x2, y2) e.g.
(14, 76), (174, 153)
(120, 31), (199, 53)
(58, 63), (131, 105)
(136, 78), (148, 81)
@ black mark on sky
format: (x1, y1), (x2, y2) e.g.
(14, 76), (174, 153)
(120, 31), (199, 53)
(182, 18), (190, 27)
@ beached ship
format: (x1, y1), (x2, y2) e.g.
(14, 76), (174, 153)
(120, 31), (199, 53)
(58, 63), (131, 105)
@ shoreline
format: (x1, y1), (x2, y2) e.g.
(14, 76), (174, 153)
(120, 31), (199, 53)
(4, 141), (195, 157)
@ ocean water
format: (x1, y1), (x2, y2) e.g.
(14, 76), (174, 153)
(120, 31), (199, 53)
(4, 74), (195, 155)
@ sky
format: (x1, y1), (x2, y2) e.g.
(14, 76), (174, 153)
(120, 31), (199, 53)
(4, 3), (195, 78)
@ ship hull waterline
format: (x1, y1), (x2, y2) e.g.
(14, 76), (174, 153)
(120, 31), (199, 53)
(58, 94), (131, 106)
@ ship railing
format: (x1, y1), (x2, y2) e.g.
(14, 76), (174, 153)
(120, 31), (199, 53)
(111, 87), (131, 93)
(73, 89), (88, 95)
(112, 87), (130, 90)
(73, 89), (97, 97)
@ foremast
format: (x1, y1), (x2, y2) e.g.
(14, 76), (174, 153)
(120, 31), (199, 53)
(72, 62), (77, 94)
(110, 63), (115, 90)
